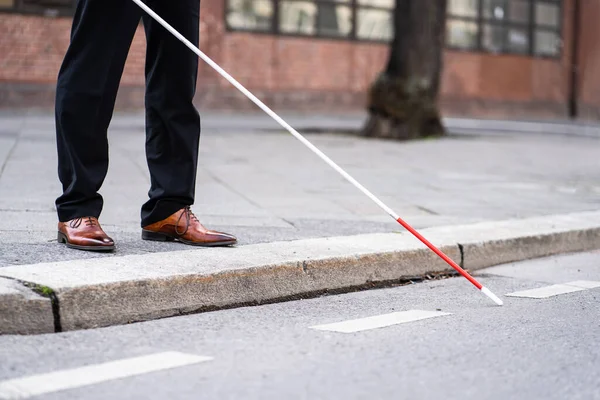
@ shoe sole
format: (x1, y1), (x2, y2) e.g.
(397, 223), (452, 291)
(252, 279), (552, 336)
(141, 230), (237, 247)
(57, 232), (115, 252)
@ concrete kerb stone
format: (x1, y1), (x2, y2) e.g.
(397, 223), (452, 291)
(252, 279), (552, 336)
(0, 234), (462, 332)
(0, 277), (55, 335)
(49, 247), (460, 332)
(1, 210), (599, 334)
(424, 211), (600, 269)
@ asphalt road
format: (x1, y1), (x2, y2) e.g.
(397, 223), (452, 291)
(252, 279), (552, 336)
(1, 251), (599, 400)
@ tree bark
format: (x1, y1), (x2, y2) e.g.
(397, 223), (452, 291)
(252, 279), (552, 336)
(362, 0), (448, 140)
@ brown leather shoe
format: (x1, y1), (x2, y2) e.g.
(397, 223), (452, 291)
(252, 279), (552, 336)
(142, 206), (237, 247)
(57, 217), (115, 252)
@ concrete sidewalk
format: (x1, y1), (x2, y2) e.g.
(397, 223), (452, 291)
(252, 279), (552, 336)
(1, 112), (599, 266)
(1, 112), (599, 334)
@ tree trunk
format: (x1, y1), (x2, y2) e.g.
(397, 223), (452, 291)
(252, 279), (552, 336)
(362, 0), (447, 140)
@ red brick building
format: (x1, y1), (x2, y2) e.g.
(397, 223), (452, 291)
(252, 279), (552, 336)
(1, 0), (600, 119)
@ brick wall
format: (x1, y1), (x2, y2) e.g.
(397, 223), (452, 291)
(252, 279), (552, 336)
(0, 14), (70, 83)
(1, 0), (600, 119)
(0, 11), (148, 108)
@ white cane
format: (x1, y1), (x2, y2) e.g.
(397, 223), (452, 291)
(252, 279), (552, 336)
(130, 0), (503, 306)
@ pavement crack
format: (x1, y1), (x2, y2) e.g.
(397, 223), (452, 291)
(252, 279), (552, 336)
(415, 205), (440, 216)
(15, 280), (62, 333)
(49, 291), (63, 333)
(281, 218), (297, 228)
(457, 243), (465, 269)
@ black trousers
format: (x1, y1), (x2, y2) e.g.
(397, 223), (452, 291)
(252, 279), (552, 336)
(55, 0), (201, 227)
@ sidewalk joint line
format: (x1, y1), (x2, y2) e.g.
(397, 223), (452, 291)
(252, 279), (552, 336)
(0, 136), (19, 181)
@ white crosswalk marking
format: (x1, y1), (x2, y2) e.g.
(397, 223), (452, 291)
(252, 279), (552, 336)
(565, 280), (600, 289)
(310, 310), (451, 333)
(0, 352), (212, 400)
(505, 280), (600, 299)
(506, 284), (584, 299)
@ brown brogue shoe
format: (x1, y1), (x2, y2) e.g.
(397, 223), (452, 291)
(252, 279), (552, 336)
(57, 217), (115, 252)
(142, 206), (237, 247)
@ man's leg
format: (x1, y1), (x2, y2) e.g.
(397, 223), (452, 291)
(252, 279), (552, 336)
(140, 0), (201, 227)
(55, 0), (142, 222)
(139, 0), (236, 247)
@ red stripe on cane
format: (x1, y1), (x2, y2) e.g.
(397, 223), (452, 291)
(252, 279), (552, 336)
(396, 217), (483, 290)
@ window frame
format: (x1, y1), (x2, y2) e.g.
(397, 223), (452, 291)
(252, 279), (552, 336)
(224, 0), (395, 44)
(0, 0), (75, 17)
(446, 0), (564, 59)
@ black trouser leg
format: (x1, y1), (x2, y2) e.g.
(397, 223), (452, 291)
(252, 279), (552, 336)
(140, 0), (201, 227)
(55, 0), (141, 222)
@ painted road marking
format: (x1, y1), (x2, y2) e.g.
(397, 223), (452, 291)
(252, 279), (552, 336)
(506, 280), (600, 299)
(310, 310), (451, 333)
(0, 352), (212, 400)
(565, 280), (600, 289)
(505, 283), (597, 299)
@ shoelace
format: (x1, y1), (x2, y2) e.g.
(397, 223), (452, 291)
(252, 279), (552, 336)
(175, 206), (199, 235)
(70, 217), (97, 229)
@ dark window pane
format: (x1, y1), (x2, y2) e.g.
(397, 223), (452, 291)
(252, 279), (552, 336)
(535, 2), (560, 27)
(446, 19), (479, 49)
(507, 0), (530, 23)
(357, 8), (393, 41)
(357, 0), (394, 9)
(483, 0), (508, 20)
(482, 23), (505, 52)
(227, 0), (274, 31)
(447, 0), (478, 17)
(279, 1), (352, 37)
(317, 4), (352, 37)
(280, 1), (317, 35)
(535, 30), (561, 56)
(19, 0), (74, 15)
(483, 0), (529, 23)
(507, 27), (529, 53)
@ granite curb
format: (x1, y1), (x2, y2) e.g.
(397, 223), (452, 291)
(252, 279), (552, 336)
(1, 210), (599, 335)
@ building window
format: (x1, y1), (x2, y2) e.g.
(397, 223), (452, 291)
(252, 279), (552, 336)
(0, 0), (75, 16)
(226, 0), (394, 42)
(447, 0), (562, 57)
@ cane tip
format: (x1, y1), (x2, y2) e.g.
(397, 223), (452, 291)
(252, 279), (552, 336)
(482, 286), (504, 306)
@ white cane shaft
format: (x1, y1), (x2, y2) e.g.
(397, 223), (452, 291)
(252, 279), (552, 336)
(130, 0), (398, 221)
(130, 0), (503, 306)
